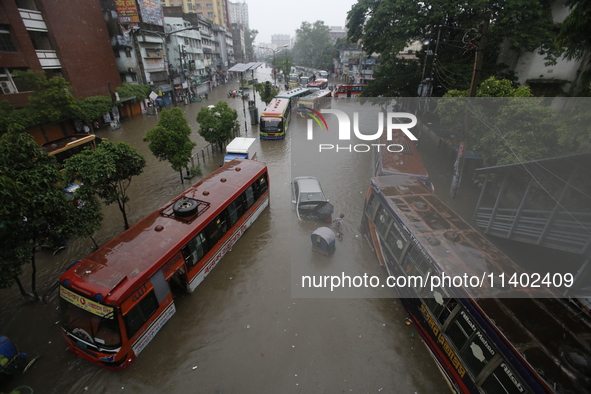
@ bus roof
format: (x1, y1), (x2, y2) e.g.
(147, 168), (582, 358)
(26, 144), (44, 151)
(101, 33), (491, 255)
(39, 134), (96, 156)
(276, 87), (311, 99)
(261, 98), (290, 117)
(60, 159), (268, 303)
(371, 173), (537, 299)
(375, 132), (428, 178)
(298, 89), (331, 102)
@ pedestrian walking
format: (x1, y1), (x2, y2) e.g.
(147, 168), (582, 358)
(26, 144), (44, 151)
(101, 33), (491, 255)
(332, 213), (345, 240)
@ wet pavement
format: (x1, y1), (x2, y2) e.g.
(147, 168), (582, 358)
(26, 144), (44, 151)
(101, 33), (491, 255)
(0, 67), (449, 393)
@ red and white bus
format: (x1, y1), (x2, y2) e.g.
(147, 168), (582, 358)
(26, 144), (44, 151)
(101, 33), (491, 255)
(59, 159), (270, 369)
(333, 84), (365, 98)
(259, 97), (291, 140)
(296, 89), (332, 116)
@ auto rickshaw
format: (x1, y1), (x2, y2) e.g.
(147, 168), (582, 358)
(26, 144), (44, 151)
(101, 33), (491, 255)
(311, 227), (336, 256)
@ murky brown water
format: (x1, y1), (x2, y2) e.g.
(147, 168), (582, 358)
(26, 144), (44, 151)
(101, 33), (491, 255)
(1, 67), (449, 393)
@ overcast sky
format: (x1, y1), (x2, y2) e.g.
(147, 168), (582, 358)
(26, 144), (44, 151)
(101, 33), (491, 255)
(245, 0), (359, 44)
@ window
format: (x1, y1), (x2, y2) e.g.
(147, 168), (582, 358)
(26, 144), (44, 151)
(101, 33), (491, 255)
(446, 309), (476, 349)
(125, 48), (132, 58)
(182, 232), (208, 268)
(207, 12), (214, 18)
(226, 201), (239, 227)
(195, 3), (202, 8)
(459, 329), (497, 377)
(206, 3), (213, 8)
(244, 185), (255, 209)
(366, 193), (380, 221)
(0, 27), (16, 52)
(124, 291), (159, 338)
(386, 220), (408, 260)
(188, 3), (193, 10)
(480, 362), (526, 394)
(375, 205), (391, 236)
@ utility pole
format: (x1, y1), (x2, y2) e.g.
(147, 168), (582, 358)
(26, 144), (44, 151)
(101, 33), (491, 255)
(450, 13), (489, 198)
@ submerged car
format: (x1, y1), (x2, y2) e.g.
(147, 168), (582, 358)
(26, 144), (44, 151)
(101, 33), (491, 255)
(291, 176), (334, 221)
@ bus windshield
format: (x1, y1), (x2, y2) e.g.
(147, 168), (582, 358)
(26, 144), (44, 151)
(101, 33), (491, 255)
(261, 118), (283, 131)
(59, 296), (121, 349)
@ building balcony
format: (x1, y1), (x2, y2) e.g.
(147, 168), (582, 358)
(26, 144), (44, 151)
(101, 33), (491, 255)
(36, 50), (61, 69)
(19, 9), (47, 32)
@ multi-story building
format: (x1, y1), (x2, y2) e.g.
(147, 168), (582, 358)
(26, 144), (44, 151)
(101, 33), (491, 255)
(228, 1), (248, 29)
(0, 0), (120, 108)
(159, 0), (230, 29)
(163, 6), (233, 90)
(271, 34), (290, 49)
(329, 26), (347, 43)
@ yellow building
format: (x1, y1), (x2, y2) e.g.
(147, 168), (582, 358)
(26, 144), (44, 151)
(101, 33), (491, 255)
(160, 0), (229, 28)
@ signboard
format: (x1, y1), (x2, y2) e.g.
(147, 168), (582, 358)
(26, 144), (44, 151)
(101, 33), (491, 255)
(60, 286), (114, 319)
(138, 0), (163, 26)
(115, 0), (139, 23)
(149, 91), (159, 100)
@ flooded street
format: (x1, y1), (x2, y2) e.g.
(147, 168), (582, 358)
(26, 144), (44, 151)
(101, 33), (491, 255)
(1, 67), (449, 393)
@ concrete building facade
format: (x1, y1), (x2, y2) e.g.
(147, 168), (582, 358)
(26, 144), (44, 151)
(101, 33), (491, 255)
(0, 0), (121, 108)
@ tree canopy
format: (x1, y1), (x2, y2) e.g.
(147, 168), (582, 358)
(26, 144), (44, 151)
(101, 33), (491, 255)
(434, 77), (577, 166)
(144, 107), (196, 182)
(292, 21), (335, 70)
(64, 140), (146, 230)
(253, 81), (278, 105)
(0, 132), (74, 299)
(196, 101), (239, 150)
(347, 0), (560, 96)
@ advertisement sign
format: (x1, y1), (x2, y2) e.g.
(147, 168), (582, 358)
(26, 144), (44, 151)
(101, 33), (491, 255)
(60, 286), (114, 319)
(138, 0), (163, 26)
(115, 0), (139, 23)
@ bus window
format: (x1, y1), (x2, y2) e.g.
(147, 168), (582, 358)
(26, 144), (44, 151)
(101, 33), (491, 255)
(481, 362), (526, 394)
(245, 185), (255, 209)
(375, 205), (392, 236)
(386, 220), (408, 260)
(366, 194), (380, 221)
(124, 291), (159, 338)
(445, 309), (477, 351)
(182, 232), (208, 268)
(461, 330), (497, 377)
(423, 286), (453, 319)
(226, 201), (239, 227)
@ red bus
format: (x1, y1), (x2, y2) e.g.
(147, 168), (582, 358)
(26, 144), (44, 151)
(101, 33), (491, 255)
(58, 159), (270, 369)
(334, 84), (365, 98)
(259, 97), (291, 140)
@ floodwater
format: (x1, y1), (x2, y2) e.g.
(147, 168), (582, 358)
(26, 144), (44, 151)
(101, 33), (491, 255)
(1, 67), (449, 393)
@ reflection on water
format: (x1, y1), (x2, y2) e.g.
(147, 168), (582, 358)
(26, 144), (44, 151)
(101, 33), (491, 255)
(0, 67), (447, 393)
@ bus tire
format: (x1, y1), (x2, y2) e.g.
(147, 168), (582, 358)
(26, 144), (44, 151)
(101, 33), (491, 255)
(173, 198), (199, 217)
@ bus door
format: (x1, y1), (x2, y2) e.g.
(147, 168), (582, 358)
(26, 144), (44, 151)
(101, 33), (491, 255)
(347, 88), (352, 98)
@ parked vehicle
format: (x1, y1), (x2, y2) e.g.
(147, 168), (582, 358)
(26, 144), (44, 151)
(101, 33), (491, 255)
(291, 176), (333, 221)
(311, 227), (336, 255)
(223, 137), (257, 164)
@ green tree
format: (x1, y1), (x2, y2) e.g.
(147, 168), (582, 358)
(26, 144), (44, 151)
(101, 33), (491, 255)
(116, 83), (151, 103)
(245, 29), (259, 62)
(292, 21), (333, 70)
(64, 140), (146, 230)
(13, 70), (77, 123)
(0, 101), (37, 135)
(196, 101), (239, 151)
(144, 107), (196, 183)
(0, 132), (74, 300)
(71, 95), (113, 125)
(555, 0), (591, 95)
(436, 77), (568, 166)
(253, 81), (278, 105)
(347, 0), (559, 96)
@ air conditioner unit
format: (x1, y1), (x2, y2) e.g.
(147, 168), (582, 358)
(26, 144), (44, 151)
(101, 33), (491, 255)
(0, 81), (16, 95)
